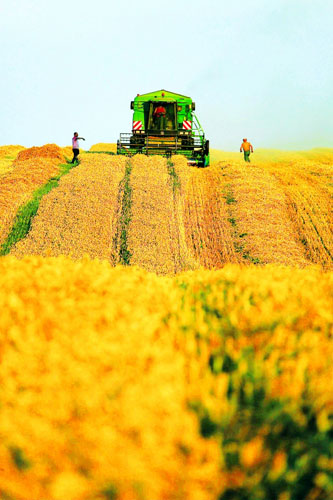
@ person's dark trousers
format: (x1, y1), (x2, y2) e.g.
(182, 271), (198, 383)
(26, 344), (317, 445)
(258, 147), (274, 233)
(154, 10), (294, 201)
(72, 148), (79, 163)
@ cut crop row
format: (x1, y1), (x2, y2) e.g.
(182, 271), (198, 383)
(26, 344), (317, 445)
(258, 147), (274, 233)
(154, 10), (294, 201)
(11, 154), (127, 259)
(127, 155), (195, 274)
(0, 145), (66, 247)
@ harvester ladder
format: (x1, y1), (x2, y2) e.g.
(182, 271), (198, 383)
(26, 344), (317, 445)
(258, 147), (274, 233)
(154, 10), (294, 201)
(192, 112), (205, 139)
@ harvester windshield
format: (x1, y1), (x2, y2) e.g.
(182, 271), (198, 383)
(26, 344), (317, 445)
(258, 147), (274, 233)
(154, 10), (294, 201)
(147, 102), (177, 132)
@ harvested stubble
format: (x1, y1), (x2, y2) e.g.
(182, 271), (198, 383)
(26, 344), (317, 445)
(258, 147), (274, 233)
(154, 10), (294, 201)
(0, 256), (332, 500)
(11, 154), (127, 259)
(265, 161), (333, 269)
(196, 150), (332, 269)
(0, 158), (61, 246)
(182, 162), (240, 268)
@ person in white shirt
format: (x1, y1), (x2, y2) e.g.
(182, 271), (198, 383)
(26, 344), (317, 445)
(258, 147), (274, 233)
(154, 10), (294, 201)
(72, 132), (85, 163)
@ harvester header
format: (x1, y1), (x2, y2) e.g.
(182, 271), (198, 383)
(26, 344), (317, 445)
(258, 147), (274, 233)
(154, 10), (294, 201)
(117, 89), (210, 167)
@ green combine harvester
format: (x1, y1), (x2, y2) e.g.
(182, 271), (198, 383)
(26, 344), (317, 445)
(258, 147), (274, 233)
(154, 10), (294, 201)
(117, 89), (210, 167)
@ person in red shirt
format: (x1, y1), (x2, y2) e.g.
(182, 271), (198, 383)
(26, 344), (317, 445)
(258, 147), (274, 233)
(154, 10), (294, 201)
(240, 138), (254, 162)
(153, 105), (166, 131)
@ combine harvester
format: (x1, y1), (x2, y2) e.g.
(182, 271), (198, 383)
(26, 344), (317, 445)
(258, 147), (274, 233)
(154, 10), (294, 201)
(117, 89), (210, 167)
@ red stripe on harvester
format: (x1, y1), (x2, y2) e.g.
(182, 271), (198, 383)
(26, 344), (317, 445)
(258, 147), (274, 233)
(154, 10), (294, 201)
(133, 121), (142, 130)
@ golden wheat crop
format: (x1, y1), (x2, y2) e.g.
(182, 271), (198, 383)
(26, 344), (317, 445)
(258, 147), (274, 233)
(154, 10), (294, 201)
(0, 256), (332, 500)
(15, 144), (64, 163)
(1, 144), (333, 499)
(0, 145), (25, 177)
(0, 256), (221, 500)
(6, 149), (332, 271)
(90, 143), (117, 153)
(60, 145), (76, 159)
(0, 145), (25, 158)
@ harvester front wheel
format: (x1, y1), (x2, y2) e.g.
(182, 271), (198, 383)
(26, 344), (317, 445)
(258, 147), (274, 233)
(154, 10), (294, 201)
(198, 153), (210, 168)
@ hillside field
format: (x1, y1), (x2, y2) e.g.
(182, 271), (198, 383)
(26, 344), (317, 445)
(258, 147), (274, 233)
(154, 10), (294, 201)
(0, 144), (332, 500)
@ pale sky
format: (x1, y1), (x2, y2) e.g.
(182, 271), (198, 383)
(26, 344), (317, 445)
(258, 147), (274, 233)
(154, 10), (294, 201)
(1, 0), (332, 151)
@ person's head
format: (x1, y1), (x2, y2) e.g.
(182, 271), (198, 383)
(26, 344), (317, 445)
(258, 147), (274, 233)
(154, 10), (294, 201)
(243, 138), (247, 142)
(74, 132), (78, 137)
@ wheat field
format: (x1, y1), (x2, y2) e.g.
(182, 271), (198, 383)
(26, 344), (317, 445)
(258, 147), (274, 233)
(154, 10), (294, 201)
(0, 144), (332, 500)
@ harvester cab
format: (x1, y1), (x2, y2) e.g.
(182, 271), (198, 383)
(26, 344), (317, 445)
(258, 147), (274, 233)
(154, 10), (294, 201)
(117, 89), (210, 167)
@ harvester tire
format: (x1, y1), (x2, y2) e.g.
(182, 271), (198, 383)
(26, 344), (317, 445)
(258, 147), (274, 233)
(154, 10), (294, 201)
(197, 156), (205, 168)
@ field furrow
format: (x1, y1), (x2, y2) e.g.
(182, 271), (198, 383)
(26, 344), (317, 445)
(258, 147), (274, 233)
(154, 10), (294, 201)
(11, 154), (126, 259)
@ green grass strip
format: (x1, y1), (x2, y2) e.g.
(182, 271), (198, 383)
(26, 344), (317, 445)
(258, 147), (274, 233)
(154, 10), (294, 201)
(0, 162), (77, 256)
(223, 180), (261, 265)
(167, 160), (181, 193)
(118, 160), (133, 265)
